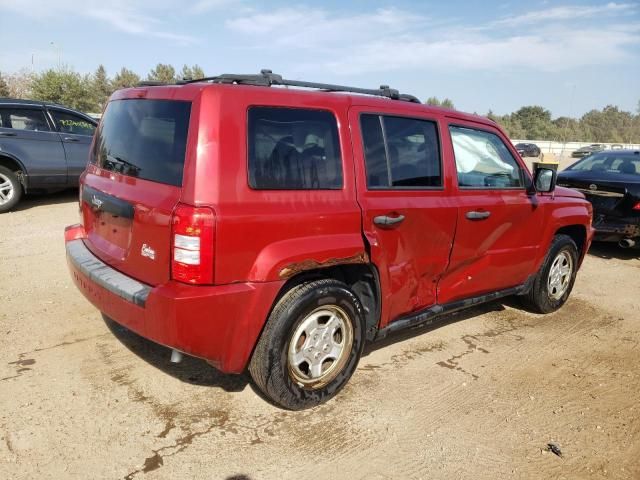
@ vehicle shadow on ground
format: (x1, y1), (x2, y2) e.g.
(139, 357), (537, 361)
(102, 315), (249, 392)
(14, 188), (78, 212)
(588, 241), (640, 260)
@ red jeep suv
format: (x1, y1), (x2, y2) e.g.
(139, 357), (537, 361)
(65, 70), (593, 409)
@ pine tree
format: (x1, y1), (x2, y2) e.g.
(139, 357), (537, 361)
(92, 65), (111, 110)
(0, 72), (10, 97)
(111, 67), (140, 90)
(147, 64), (177, 83)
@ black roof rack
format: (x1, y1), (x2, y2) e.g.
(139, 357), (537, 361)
(167, 69), (421, 104)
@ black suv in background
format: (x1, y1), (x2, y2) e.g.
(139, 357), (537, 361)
(0, 99), (97, 212)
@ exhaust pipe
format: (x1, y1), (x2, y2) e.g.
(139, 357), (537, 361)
(170, 349), (183, 363)
(619, 238), (636, 249)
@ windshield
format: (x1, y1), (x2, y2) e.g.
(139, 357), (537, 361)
(568, 153), (639, 175)
(92, 99), (191, 186)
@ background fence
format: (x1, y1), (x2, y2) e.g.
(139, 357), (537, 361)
(511, 140), (640, 156)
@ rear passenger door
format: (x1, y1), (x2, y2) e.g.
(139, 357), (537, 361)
(349, 106), (457, 328)
(0, 106), (67, 187)
(437, 120), (545, 304)
(48, 108), (97, 185)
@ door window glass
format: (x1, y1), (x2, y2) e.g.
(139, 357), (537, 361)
(0, 108), (50, 131)
(449, 126), (524, 188)
(361, 114), (442, 188)
(51, 110), (96, 136)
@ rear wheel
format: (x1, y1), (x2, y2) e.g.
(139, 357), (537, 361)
(0, 166), (22, 213)
(249, 279), (365, 410)
(521, 234), (578, 313)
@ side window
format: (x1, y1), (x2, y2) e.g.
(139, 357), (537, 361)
(50, 110), (96, 136)
(361, 114), (442, 188)
(449, 126), (524, 189)
(248, 107), (342, 190)
(0, 108), (50, 132)
(361, 115), (389, 187)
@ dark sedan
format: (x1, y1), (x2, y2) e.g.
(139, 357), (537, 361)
(514, 142), (541, 158)
(558, 150), (640, 248)
(571, 143), (606, 158)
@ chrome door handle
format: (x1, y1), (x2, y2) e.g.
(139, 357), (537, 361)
(373, 214), (405, 226)
(64, 137), (80, 142)
(466, 210), (491, 220)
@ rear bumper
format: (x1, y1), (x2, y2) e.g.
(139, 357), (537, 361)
(593, 216), (640, 241)
(65, 225), (283, 373)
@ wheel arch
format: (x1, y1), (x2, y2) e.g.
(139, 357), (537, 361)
(263, 262), (382, 344)
(555, 224), (588, 264)
(0, 153), (28, 191)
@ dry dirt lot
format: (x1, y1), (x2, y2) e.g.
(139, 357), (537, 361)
(1, 191), (639, 480)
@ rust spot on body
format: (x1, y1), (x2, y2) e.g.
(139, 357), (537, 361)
(278, 252), (369, 279)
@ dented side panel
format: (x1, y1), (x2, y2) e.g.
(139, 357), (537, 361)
(246, 234), (368, 282)
(278, 251), (369, 279)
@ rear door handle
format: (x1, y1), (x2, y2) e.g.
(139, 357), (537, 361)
(63, 137), (80, 142)
(373, 214), (405, 226)
(0, 132), (17, 137)
(466, 210), (491, 220)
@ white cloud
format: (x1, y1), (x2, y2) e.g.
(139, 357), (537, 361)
(0, 0), (197, 45)
(223, 4), (640, 75)
(189, 0), (236, 14)
(493, 2), (636, 26)
(226, 7), (427, 49)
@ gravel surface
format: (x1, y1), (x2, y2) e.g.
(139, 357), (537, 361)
(1, 190), (639, 480)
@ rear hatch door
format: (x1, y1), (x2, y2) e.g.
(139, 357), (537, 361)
(81, 96), (193, 286)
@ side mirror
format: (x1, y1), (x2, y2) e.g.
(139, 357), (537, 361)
(533, 167), (557, 193)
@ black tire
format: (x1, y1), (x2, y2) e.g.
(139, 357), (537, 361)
(0, 166), (22, 213)
(248, 279), (365, 410)
(521, 234), (579, 313)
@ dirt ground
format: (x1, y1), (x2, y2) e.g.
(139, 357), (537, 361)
(1, 190), (639, 480)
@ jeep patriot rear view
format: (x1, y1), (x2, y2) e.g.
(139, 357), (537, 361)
(65, 70), (593, 409)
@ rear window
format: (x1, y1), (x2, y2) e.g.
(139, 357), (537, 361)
(93, 99), (191, 186)
(568, 153), (639, 175)
(248, 107), (343, 189)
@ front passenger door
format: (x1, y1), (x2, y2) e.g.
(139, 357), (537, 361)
(438, 121), (545, 304)
(48, 109), (97, 185)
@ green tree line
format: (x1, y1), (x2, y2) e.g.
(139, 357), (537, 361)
(0, 66), (638, 143)
(0, 63), (205, 113)
(426, 98), (640, 144)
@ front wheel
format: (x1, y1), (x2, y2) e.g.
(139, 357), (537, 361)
(521, 234), (579, 313)
(249, 279), (365, 410)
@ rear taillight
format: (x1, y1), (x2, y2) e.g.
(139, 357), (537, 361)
(633, 202), (640, 211)
(78, 184), (84, 225)
(171, 203), (215, 285)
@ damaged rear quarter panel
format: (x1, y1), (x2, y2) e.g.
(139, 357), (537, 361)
(247, 234), (368, 282)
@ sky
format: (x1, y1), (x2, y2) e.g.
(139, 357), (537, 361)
(0, 0), (639, 117)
